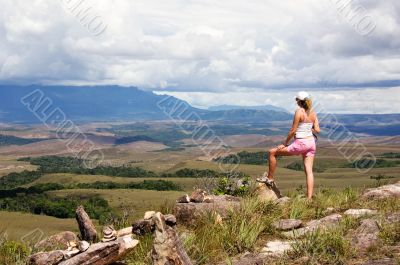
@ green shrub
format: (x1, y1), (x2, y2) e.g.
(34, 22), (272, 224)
(213, 176), (250, 197)
(185, 198), (281, 264)
(0, 240), (31, 265)
(0, 170), (43, 190)
(214, 151), (269, 165)
(0, 194), (113, 221)
(290, 228), (351, 264)
(379, 222), (400, 246)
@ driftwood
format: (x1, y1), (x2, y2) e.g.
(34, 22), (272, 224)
(58, 236), (138, 265)
(27, 250), (65, 265)
(28, 236), (138, 265)
(75, 205), (97, 242)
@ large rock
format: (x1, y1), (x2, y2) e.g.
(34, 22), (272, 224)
(346, 219), (380, 253)
(282, 214), (342, 238)
(151, 212), (193, 265)
(27, 250), (64, 265)
(384, 211), (400, 224)
(255, 183), (280, 202)
(190, 189), (207, 203)
(272, 219), (302, 231)
(260, 240), (293, 256)
(344, 209), (378, 218)
(35, 231), (78, 250)
(362, 181), (400, 199)
(75, 206), (98, 242)
(174, 195), (241, 225)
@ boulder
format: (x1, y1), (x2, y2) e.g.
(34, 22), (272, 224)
(344, 209), (377, 218)
(260, 240), (293, 256)
(27, 250), (64, 265)
(176, 194), (190, 203)
(275, 196), (290, 205)
(35, 231), (78, 250)
(151, 212), (193, 265)
(362, 181), (400, 199)
(324, 207), (337, 215)
(75, 206), (97, 242)
(384, 211), (400, 224)
(174, 195), (241, 225)
(190, 189), (207, 203)
(282, 214), (342, 238)
(346, 219), (380, 253)
(272, 219), (302, 231)
(255, 183), (280, 202)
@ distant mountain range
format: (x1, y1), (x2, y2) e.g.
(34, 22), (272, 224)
(0, 85), (291, 123)
(0, 85), (399, 133)
(208, 104), (288, 113)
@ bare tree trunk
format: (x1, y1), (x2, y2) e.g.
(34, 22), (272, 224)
(75, 205), (98, 242)
(59, 236), (138, 265)
(28, 236), (138, 265)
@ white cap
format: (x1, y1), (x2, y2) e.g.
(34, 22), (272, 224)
(296, 91), (310, 100)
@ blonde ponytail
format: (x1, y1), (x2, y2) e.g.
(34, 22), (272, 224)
(304, 98), (312, 111)
(298, 98), (312, 112)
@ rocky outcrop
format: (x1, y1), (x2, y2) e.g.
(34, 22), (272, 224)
(344, 209), (377, 218)
(362, 181), (400, 199)
(255, 183), (281, 201)
(75, 206), (98, 242)
(282, 214), (342, 238)
(260, 240), (293, 256)
(35, 231), (78, 250)
(27, 250), (65, 265)
(272, 219), (302, 231)
(174, 191), (241, 225)
(346, 219), (380, 253)
(133, 211), (192, 265)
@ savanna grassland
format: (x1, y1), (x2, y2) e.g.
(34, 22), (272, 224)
(0, 121), (399, 264)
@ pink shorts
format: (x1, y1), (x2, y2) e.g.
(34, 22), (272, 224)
(287, 138), (316, 157)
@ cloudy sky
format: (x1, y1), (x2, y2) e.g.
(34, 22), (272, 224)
(1, 0), (400, 113)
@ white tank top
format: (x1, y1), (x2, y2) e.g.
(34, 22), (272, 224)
(296, 122), (313, 138)
(295, 109), (313, 138)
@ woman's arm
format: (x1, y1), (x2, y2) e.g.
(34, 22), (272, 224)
(281, 109), (301, 147)
(312, 115), (320, 134)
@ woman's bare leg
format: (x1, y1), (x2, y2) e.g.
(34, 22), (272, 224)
(303, 155), (315, 199)
(267, 147), (293, 180)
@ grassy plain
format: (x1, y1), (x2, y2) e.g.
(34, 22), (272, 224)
(0, 212), (77, 240)
(0, 122), (400, 242)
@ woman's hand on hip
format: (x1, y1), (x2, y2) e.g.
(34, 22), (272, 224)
(277, 144), (286, 150)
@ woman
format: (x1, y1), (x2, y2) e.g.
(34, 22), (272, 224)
(257, 91), (320, 199)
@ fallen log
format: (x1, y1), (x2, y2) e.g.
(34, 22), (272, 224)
(28, 236), (139, 265)
(75, 205), (97, 242)
(59, 235), (138, 265)
(27, 250), (64, 265)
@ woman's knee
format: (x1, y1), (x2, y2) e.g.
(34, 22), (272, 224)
(269, 148), (277, 156)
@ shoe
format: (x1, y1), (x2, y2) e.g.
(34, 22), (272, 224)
(256, 174), (275, 187)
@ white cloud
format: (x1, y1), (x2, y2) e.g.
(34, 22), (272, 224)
(0, 0), (400, 112)
(157, 87), (400, 114)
